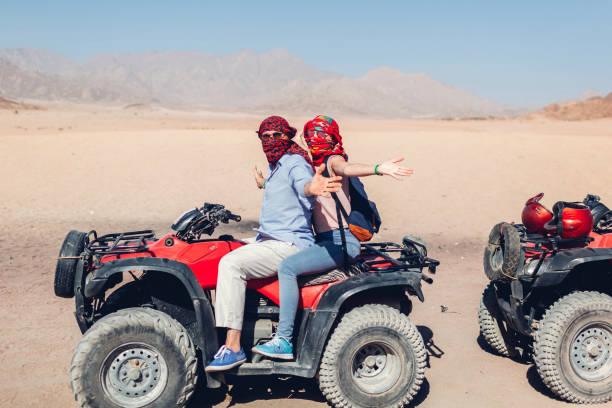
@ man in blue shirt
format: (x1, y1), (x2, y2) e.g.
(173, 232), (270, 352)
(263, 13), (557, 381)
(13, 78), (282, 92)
(206, 116), (341, 372)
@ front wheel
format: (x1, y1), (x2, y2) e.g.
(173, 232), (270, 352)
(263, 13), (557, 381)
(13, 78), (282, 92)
(70, 307), (198, 408)
(318, 304), (426, 408)
(534, 291), (612, 404)
(478, 283), (516, 357)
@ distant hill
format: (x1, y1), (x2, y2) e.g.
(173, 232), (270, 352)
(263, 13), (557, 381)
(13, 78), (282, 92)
(529, 92), (612, 120)
(575, 89), (605, 101)
(0, 57), (126, 102)
(0, 47), (524, 118)
(0, 95), (41, 110)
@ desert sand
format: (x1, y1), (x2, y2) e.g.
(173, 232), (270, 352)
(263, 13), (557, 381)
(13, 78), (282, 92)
(0, 104), (611, 407)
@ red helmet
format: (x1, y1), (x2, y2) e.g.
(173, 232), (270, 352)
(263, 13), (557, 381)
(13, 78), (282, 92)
(522, 193), (553, 233)
(549, 202), (594, 239)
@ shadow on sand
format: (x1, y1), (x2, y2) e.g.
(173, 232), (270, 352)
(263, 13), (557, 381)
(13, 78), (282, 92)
(418, 325), (445, 365)
(476, 333), (505, 357)
(187, 326), (441, 407)
(476, 334), (563, 402)
(525, 365), (563, 402)
(187, 375), (325, 407)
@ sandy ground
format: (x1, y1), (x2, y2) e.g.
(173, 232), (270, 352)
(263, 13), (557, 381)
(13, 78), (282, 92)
(0, 105), (611, 407)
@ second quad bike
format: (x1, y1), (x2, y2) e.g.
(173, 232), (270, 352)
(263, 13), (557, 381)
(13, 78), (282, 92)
(54, 202), (439, 408)
(479, 193), (612, 403)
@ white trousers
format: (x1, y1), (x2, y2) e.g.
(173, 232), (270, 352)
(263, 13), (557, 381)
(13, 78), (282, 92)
(214, 239), (299, 330)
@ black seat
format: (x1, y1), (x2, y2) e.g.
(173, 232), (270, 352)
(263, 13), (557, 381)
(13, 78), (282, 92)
(298, 262), (366, 288)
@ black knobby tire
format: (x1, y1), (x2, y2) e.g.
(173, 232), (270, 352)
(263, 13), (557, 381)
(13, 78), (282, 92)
(99, 281), (152, 316)
(533, 291), (612, 404)
(318, 304), (427, 408)
(54, 230), (87, 298)
(70, 307), (198, 408)
(483, 222), (522, 281)
(478, 283), (514, 357)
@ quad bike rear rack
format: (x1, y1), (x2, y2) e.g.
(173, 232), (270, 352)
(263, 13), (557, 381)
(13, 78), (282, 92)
(512, 224), (593, 278)
(360, 237), (439, 282)
(516, 224), (592, 254)
(84, 230), (156, 256)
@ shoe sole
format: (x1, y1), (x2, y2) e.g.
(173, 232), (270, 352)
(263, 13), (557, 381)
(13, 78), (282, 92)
(251, 348), (293, 360)
(204, 358), (247, 372)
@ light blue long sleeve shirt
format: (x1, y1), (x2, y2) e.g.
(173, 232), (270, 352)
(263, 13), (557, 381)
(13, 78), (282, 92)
(255, 154), (315, 249)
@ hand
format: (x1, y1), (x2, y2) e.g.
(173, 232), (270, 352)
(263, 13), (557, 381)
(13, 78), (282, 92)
(253, 165), (265, 189)
(377, 157), (414, 180)
(305, 164), (343, 198)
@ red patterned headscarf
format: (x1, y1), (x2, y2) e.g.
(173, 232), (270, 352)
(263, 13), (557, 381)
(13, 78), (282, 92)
(303, 115), (347, 167)
(257, 116), (313, 168)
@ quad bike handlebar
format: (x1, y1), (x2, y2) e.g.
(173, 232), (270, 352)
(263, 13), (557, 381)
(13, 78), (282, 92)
(81, 203), (242, 257)
(172, 203), (241, 241)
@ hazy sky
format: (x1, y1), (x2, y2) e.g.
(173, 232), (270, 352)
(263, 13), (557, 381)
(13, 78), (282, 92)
(1, 1), (611, 107)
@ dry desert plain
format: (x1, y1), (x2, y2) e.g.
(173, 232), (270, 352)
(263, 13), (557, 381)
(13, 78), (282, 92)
(0, 104), (611, 407)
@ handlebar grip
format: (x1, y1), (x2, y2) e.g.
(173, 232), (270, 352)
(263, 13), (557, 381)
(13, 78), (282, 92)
(228, 213), (241, 222)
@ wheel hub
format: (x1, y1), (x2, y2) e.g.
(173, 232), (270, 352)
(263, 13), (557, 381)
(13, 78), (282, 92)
(570, 324), (612, 382)
(586, 343), (601, 358)
(100, 343), (168, 408)
(351, 341), (401, 395)
(364, 356), (377, 369)
(127, 367), (142, 381)
(354, 345), (387, 377)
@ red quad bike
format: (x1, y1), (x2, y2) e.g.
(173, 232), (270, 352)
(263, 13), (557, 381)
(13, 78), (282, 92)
(54, 203), (439, 408)
(479, 193), (612, 403)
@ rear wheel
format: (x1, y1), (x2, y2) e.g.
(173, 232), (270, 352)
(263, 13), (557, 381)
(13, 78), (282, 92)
(478, 283), (515, 357)
(318, 304), (426, 408)
(70, 307), (197, 408)
(534, 291), (612, 403)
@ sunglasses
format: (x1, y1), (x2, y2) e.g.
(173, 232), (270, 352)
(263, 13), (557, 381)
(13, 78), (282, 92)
(257, 131), (284, 139)
(305, 130), (333, 141)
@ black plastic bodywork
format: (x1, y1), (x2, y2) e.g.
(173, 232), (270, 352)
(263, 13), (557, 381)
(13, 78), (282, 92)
(531, 247), (612, 287)
(79, 256), (428, 381)
(78, 257), (221, 387)
(494, 247), (612, 336)
(233, 270), (424, 377)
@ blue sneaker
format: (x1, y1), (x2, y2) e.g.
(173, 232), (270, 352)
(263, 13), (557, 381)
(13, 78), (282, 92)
(205, 345), (247, 372)
(252, 335), (294, 360)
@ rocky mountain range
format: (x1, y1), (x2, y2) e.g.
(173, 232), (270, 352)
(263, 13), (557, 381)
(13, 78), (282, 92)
(0, 47), (524, 118)
(530, 91), (612, 121)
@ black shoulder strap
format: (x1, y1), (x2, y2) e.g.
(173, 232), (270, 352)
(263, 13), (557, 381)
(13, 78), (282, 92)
(323, 156), (349, 263)
(333, 193), (349, 264)
(323, 156), (351, 219)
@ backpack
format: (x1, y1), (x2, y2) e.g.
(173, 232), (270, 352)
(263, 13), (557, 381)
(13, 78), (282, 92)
(323, 156), (382, 254)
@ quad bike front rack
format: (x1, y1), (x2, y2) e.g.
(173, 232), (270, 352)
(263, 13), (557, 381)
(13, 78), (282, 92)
(85, 230), (156, 256)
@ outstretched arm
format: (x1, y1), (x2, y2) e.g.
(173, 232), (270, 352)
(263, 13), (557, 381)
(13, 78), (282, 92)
(329, 156), (414, 180)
